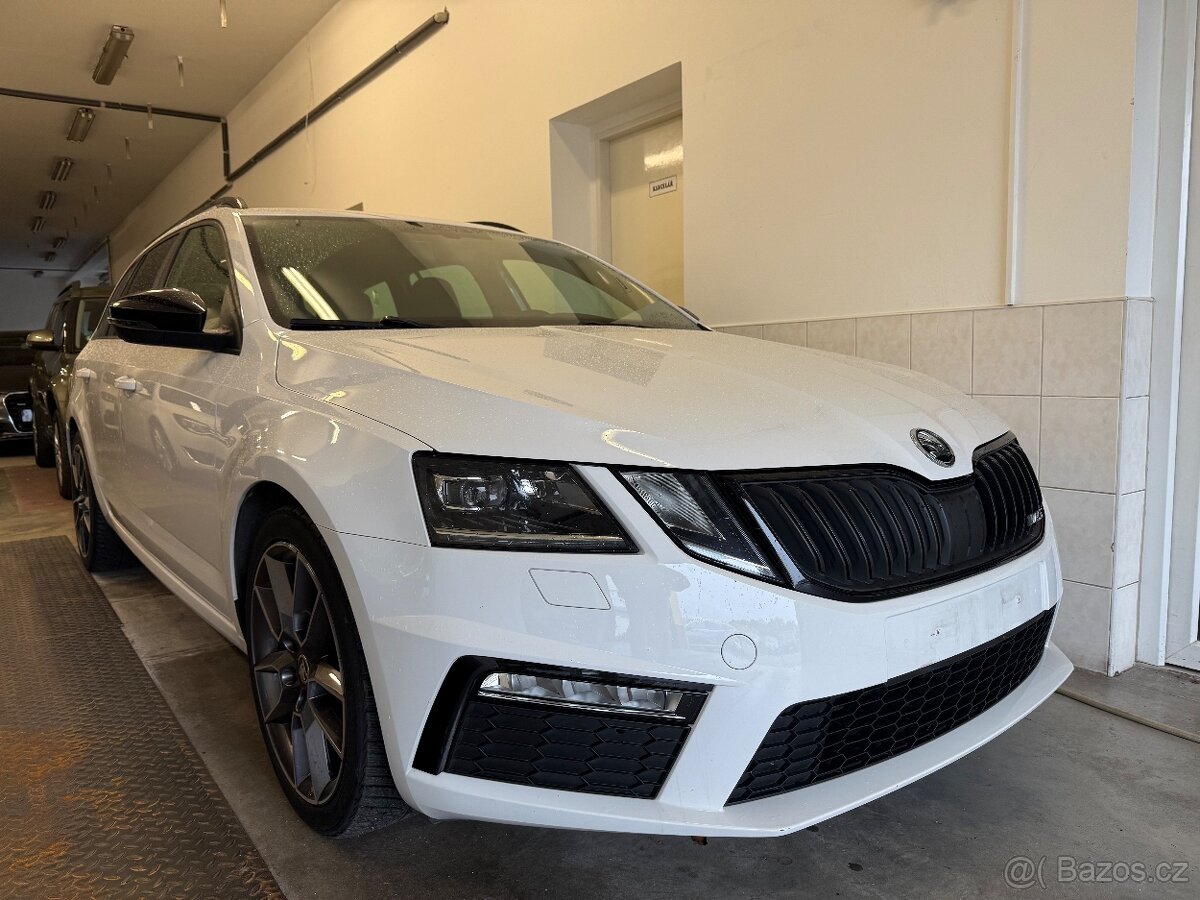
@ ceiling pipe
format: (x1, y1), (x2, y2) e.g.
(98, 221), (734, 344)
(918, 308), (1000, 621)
(1, 8), (450, 272)
(0, 86), (223, 124)
(213, 8), (450, 193)
(0, 6), (449, 190)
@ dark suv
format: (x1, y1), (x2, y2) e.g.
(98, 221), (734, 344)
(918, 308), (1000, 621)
(0, 332), (37, 448)
(27, 282), (110, 497)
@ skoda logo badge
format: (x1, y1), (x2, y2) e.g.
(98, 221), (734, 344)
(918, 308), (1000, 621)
(911, 428), (955, 467)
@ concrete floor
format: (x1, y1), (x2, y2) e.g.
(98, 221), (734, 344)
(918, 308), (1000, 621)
(3, 447), (1198, 899)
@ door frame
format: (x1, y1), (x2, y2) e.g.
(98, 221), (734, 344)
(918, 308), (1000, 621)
(1138, 0), (1200, 671)
(593, 105), (683, 263)
(549, 64), (682, 261)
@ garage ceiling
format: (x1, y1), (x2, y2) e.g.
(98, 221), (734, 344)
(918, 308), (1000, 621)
(0, 0), (339, 284)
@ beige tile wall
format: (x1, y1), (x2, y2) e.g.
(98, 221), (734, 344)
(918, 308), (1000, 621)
(716, 298), (1153, 674)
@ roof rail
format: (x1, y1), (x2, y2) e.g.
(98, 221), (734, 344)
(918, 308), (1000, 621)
(469, 220), (524, 233)
(171, 195), (247, 229)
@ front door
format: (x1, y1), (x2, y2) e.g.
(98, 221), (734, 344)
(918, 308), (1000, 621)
(120, 223), (240, 610)
(607, 114), (684, 304)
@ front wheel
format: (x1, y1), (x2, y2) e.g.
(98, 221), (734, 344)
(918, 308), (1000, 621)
(245, 508), (410, 837)
(32, 407), (54, 468)
(53, 413), (73, 499)
(71, 431), (136, 571)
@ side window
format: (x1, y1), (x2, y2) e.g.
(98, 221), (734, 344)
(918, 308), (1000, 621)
(47, 301), (67, 346)
(408, 265), (490, 319)
(363, 281), (397, 318)
(125, 238), (177, 295)
(94, 237), (176, 339)
(71, 298), (107, 352)
(502, 260), (620, 319)
(163, 225), (236, 334)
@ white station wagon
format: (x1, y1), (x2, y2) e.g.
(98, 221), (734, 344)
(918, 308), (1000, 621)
(69, 200), (1071, 837)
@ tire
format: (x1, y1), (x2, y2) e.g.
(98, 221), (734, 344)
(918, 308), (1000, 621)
(53, 413), (73, 499)
(244, 508), (410, 837)
(70, 431), (137, 572)
(32, 407), (54, 468)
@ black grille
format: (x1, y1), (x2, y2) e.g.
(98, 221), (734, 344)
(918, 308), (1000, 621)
(3, 392), (34, 433)
(726, 607), (1055, 805)
(730, 434), (1043, 601)
(444, 699), (689, 798)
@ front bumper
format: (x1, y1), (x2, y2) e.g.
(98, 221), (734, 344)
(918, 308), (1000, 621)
(0, 390), (34, 441)
(327, 465), (1069, 836)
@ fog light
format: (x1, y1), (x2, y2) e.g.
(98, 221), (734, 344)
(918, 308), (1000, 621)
(479, 672), (685, 717)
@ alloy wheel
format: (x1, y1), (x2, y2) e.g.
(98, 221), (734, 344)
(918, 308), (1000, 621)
(54, 423), (66, 489)
(71, 446), (91, 557)
(250, 542), (346, 805)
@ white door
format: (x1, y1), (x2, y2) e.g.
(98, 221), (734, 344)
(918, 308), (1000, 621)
(608, 115), (684, 304)
(82, 236), (181, 514)
(120, 223), (240, 611)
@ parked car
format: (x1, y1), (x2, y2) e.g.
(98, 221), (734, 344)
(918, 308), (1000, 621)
(27, 282), (110, 496)
(68, 201), (1071, 838)
(0, 331), (37, 447)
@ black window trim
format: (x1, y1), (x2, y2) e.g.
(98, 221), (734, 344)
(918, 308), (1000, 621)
(94, 231), (183, 340)
(163, 219), (244, 353)
(94, 218), (244, 354)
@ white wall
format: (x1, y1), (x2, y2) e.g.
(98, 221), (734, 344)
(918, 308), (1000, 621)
(1019, 0), (1139, 304)
(109, 0), (1140, 326)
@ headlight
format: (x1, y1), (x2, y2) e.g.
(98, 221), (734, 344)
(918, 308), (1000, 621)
(414, 455), (633, 551)
(619, 470), (780, 581)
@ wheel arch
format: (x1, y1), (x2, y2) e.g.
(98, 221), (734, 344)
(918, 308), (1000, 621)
(230, 480), (306, 639)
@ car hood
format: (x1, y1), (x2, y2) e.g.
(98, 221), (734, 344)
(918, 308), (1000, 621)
(274, 326), (1007, 476)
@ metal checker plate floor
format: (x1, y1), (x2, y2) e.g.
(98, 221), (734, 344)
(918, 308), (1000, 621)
(0, 536), (283, 899)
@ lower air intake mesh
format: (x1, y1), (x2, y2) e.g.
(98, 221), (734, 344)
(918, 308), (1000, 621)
(445, 700), (689, 799)
(727, 607), (1055, 805)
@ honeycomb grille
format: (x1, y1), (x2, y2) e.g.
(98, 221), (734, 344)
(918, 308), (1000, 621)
(727, 607), (1055, 805)
(444, 700), (689, 799)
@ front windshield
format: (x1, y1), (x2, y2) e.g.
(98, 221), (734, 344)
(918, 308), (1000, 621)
(242, 216), (698, 330)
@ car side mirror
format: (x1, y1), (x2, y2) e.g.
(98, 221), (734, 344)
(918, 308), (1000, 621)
(26, 329), (60, 350)
(109, 288), (234, 352)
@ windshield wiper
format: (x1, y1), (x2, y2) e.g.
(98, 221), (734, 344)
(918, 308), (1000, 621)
(287, 317), (444, 330)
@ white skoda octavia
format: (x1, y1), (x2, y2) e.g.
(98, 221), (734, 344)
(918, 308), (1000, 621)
(69, 202), (1071, 837)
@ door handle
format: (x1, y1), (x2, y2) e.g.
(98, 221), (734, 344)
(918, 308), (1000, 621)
(115, 376), (141, 393)
(77, 368), (95, 383)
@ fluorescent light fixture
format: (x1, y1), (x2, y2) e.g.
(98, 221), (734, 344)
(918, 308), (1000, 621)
(51, 157), (74, 181)
(39, 191), (57, 211)
(30, 217), (45, 234)
(52, 236), (66, 250)
(92, 25), (134, 85)
(281, 267), (338, 320)
(67, 107), (95, 142)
